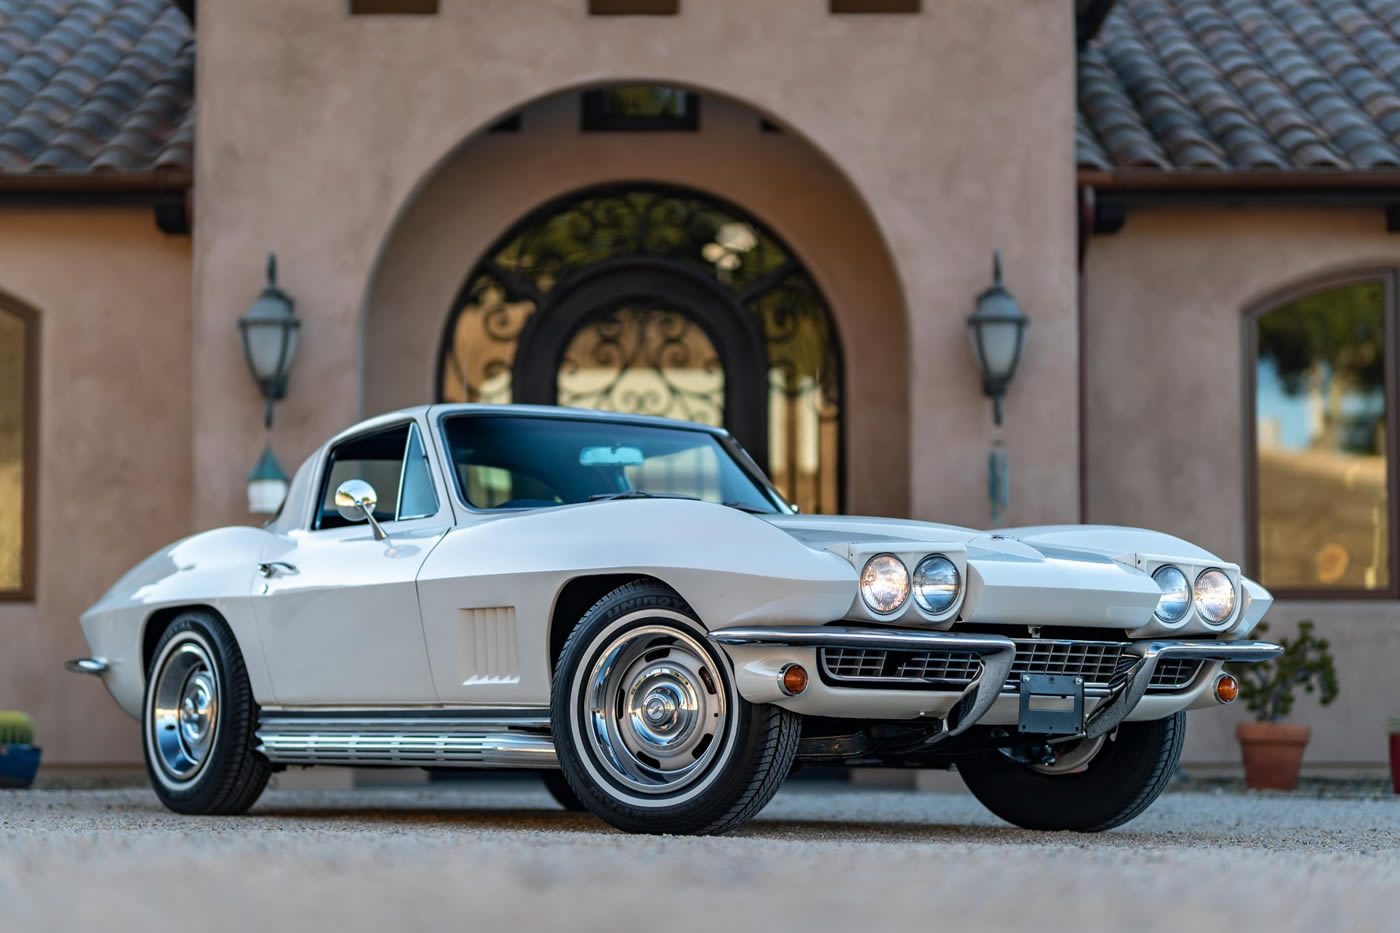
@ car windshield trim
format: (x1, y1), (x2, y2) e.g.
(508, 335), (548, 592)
(435, 412), (792, 515)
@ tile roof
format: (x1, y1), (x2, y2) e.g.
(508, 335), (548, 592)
(1078, 0), (1400, 173)
(0, 0), (192, 177)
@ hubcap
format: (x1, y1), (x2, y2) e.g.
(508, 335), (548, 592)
(583, 624), (729, 796)
(150, 641), (219, 783)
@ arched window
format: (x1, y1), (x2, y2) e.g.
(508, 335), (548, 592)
(1249, 273), (1394, 597)
(0, 296), (36, 599)
(437, 185), (844, 515)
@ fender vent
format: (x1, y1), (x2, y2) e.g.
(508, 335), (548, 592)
(457, 607), (520, 685)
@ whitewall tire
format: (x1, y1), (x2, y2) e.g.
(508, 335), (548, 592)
(550, 581), (799, 835)
(142, 610), (271, 815)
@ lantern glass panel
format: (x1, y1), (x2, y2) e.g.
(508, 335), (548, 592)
(974, 317), (1022, 382)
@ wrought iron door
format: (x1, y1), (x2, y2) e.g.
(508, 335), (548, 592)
(511, 259), (768, 465)
(438, 185), (844, 514)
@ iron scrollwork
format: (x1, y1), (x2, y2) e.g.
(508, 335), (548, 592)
(438, 185), (843, 514)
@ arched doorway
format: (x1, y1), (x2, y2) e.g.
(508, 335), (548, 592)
(437, 184), (844, 514)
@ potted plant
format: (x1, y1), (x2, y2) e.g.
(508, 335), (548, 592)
(1232, 621), (1339, 791)
(0, 711), (41, 789)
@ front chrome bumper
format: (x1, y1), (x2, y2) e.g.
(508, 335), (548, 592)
(708, 626), (1281, 738)
(710, 626), (1016, 739)
(63, 657), (109, 676)
(1080, 639), (1280, 738)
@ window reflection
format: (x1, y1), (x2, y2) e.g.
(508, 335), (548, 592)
(1256, 281), (1388, 591)
(0, 306), (25, 593)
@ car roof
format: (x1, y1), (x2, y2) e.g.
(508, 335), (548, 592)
(331, 403), (731, 446)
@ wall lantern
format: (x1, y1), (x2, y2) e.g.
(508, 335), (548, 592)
(246, 444), (289, 515)
(238, 253), (301, 429)
(965, 250), (1029, 427)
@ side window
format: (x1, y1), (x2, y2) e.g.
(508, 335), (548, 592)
(315, 423), (438, 530)
(397, 424), (438, 520)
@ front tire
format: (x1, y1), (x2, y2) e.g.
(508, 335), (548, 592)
(540, 770), (587, 811)
(957, 712), (1186, 832)
(142, 611), (271, 815)
(551, 581), (799, 835)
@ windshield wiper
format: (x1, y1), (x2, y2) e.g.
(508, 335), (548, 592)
(588, 491), (702, 502)
(588, 492), (773, 514)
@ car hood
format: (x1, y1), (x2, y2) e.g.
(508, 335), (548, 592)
(760, 514), (1236, 631)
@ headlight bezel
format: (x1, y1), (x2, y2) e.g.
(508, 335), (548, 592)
(859, 553), (911, 616)
(1150, 564), (1192, 625)
(1193, 567), (1237, 625)
(912, 554), (961, 615)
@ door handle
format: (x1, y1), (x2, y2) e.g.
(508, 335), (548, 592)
(258, 561), (298, 578)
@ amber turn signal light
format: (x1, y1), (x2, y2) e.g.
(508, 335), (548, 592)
(779, 664), (809, 696)
(1214, 673), (1239, 704)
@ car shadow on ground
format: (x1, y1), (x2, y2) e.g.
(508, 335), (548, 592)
(239, 801), (1214, 847)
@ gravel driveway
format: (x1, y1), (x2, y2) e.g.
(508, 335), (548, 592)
(2, 781), (1396, 933)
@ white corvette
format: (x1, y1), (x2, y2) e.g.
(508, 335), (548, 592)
(70, 405), (1280, 835)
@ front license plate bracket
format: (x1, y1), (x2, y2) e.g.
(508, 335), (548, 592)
(1017, 673), (1084, 735)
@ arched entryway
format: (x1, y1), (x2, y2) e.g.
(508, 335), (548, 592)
(436, 185), (844, 515)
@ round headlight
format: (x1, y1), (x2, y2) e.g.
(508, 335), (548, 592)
(860, 555), (909, 614)
(1151, 565), (1191, 623)
(912, 555), (960, 614)
(1194, 568), (1236, 623)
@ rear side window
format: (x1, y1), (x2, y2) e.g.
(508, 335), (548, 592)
(315, 423), (438, 529)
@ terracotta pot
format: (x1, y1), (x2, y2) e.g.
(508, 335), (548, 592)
(1237, 721), (1310, 791)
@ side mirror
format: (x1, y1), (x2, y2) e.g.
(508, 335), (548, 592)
(334, 479), (388, 541)
(335, 479), (378, 522)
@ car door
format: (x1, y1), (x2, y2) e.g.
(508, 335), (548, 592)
(252, 415), (452, 706)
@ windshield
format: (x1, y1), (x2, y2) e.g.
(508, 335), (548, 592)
(441, 414), (786, 513)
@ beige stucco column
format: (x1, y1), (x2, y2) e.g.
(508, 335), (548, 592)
(194, 0), (1077, 530)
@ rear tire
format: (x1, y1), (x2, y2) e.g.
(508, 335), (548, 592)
(551, 581), (799, 835)
(142, 611), (271, 815)
(957, 712), (1186, 832)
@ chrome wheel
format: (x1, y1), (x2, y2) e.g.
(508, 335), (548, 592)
(150, 641), (219, 783)
(582, 623), (729, 797)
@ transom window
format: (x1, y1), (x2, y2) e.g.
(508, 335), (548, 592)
(0, 297), (35, 600)
(1250, 274), (1395, 597)
(581, 87), (699, 131)
(315, 423), (437, 530)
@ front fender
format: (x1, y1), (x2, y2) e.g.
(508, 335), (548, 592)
(78, 527), (274, 718)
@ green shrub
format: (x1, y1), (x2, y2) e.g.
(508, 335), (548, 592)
(0, 711), (34, 745)
(1232, 621), (1339, 723)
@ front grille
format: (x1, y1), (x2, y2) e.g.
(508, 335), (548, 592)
(819, 639), (1204, 693)
(1008, 640), (1123, 685)
(1148, 658), (1204, 689)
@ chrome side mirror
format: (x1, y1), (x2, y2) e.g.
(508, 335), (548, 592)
(334, 479), (387, 540)
(335, 479), (377, 522)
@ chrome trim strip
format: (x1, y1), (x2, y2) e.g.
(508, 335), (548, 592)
(708, 625), (1014, 655)
(64, 658), (108, 676)
(255, 715), (557, 768)
(706, 625), (1016, 740)
(1083, 639), (1281, 739)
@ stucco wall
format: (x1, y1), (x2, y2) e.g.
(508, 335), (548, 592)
(364, 93), (909, 518)
(1084, 207), (1400, 768)
(0, 210), (191, 765)
(195, 0), (1078, 531)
